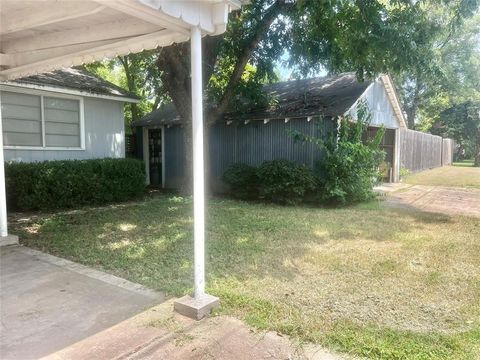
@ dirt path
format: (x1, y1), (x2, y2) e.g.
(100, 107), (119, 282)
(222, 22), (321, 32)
(384, 184), (480, 217)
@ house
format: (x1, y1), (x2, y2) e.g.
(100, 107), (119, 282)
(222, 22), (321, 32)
(133, 73), (407, 190)
(1, 68), (139, 163)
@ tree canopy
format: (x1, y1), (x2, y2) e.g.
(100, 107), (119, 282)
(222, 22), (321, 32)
(396, 6), (480, 130)
(85, 0), (480, 184)
(439, 101), (480, 165)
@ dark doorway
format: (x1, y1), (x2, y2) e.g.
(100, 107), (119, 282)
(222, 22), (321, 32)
(148, 128), (163, 186)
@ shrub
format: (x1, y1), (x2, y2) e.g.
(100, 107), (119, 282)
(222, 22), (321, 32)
(222, 163), (259, 200)
(315, 136), (384, 204)
(6, 158), (145, 211)
(290, 102), (385, 205)
(257, 160), (316, 205)
(316, 107), (385, 204)
(400, 167), (411, 179)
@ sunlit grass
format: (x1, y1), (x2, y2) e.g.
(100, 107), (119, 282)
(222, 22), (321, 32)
(11, 195), (480, 359)
(404, 164), (480, 188)
(453, 160), (475, 167)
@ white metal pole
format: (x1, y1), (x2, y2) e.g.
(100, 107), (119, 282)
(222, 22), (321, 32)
(0, 102), (9, 237)
(191, 26), (205, 299)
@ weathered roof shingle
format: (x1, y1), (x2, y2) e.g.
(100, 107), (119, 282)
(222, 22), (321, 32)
(6, 68), (139, 101)
(134, 72), (371, 127)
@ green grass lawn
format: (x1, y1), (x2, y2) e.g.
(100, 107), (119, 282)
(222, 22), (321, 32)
(403, 163), (480, 188)
(453, 160), (476, 167)
(11, 196), (480, 359)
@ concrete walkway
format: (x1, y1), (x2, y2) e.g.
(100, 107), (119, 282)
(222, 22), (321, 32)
(43, 300), (344, 360)
(0, 246), (162, 360)
(382, 184), (480, 217)
(0, 246), (345, 360)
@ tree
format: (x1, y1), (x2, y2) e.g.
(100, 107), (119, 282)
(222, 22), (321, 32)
(85, 50), (167, 130)
(439, 101), (480, 166)
(85, 0), (479, 190)
(396, 5), (480, 129)
(156, 0), (478, 191)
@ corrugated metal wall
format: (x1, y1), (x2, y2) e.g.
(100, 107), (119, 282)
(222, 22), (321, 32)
(163, 117), (336, 191)
(164, 125), (185, 189)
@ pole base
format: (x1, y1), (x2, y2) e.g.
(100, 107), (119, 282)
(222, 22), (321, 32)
(0, 234), (19, 247)
(174, 294), (219, 320)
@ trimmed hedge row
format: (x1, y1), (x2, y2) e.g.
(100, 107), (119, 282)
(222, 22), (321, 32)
(6, 158), (146, 211)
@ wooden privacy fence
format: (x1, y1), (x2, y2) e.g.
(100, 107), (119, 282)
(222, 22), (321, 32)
(441, 138), (455, 166)
(400, 129), (455, 173)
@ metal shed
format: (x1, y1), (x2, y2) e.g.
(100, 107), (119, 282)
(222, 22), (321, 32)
(133, 73), (407, 190)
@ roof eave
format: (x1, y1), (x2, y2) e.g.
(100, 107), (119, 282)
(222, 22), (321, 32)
(0, 81), (141, 103)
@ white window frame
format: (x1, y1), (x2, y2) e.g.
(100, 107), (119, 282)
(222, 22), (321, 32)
(1, 85), (85, 151)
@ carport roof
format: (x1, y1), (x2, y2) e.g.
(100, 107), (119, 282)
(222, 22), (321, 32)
(0, 0), (243, 80)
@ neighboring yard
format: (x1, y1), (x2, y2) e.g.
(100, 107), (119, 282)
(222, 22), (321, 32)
(10, 193), (480, 359)
(403, 160), (480, 188)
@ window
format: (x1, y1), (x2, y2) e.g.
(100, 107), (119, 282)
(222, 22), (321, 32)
(1, 90), (83, 149)
(44, 97), (80, 147)
(2, 92), (42, 146)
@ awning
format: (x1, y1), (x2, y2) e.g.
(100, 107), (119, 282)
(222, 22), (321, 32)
(0, 0), (243, 318)
(0, 0), (240, 79)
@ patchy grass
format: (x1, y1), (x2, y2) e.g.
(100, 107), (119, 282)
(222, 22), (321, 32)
(404, 164), (480, 188)
(10, 196), (480, 359)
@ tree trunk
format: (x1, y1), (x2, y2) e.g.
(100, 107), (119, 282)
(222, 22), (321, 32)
(118, 56), (140, 125)
(475, 128), (480, 167)
(156, 44), (193, 193)
(406, 77), (422, 130)
(156, 1), (293, 193)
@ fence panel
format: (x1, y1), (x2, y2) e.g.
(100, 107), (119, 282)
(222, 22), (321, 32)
(442, 138), (455, 166)
(400, 129), (453, 173)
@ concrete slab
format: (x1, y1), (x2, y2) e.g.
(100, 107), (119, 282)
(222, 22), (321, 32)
(44, 300), (346, 360)
(0, 246), (163, 360)
(174, 294), (219, 320)
(374, 182), (412, 195)
(0, 234), (19, 247)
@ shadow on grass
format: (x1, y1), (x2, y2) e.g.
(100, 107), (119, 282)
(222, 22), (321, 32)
(10, 194), (480, 359)
(10, 194), (463, 296)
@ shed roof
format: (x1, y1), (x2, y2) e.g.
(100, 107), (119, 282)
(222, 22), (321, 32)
(134, 72), (373, 127)
(1, 67), (139, 102)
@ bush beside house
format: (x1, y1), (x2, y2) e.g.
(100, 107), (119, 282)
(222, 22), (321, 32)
(6, 158), (145, 211)
(257, 160), (316, 205)
(221, 163), (259, 200)
(222, 109), (386, 206)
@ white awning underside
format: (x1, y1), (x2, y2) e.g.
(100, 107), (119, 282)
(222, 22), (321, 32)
(0, 0), (241, 80)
